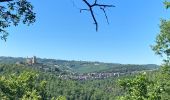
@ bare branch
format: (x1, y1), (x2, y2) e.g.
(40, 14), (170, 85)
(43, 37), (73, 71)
(0, 0), (12, 2)
(80, 9), (89, 13)
(94, 0), (97, 4)
(100, 7), (109, 24)
(82, 0), (114, 31)
(90, 7), (98, 31)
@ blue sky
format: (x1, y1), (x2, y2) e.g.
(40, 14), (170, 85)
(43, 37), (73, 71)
(0, 0), (168, 64)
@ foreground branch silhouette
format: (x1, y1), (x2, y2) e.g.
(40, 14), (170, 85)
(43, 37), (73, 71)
(0, 0), (12, 2)
(82, 0), (115, 31)
(0, 0), (35, 41)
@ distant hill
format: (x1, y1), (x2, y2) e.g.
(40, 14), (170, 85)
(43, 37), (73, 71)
(0, 56), (160, 73)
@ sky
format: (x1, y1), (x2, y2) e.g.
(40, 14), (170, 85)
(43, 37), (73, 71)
(0, 0), (168, 64)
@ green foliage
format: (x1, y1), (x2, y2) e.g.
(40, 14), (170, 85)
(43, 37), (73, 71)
(0, 64), (124, 100)
(117, 64), (170, 100)
(152, 19), (170, 59)
(0, 63), (168, 100)
(0, 0), (35, 41)
(0, 71), (47, 100)
(21, 90), (42, 100)
(43, 72), (121, 100)
(158, 64), (170, 99)
(152, 20), (170, 57)
(118, 72), (164, 100)
(56, 96), (66, 100)
(164, 1), (170, 9)
(118, 1), (170, 100)
(152, 1), (170, 62)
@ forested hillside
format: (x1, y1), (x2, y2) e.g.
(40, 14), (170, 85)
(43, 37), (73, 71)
(1, 61), (169, 100)
(0, 56), (159, 74)
(1, 61), (170, 100)
(0, 64), (129, 100)
(1, 0), (170, 100)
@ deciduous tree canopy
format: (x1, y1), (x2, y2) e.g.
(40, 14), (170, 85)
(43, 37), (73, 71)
(0, 0), (35, 41)
(152, 1), (170, 62)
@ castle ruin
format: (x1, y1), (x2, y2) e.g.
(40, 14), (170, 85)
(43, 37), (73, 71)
(26, 56), (37, 65)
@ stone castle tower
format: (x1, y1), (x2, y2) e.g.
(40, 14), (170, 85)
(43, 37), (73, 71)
(26, 56), (37, 65)
(32, 56), (36, 64)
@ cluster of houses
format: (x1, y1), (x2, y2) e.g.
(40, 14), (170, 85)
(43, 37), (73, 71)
(15, 56), (157, 81)
(15, 56), (125, 80)
(59, 72), (122, 80)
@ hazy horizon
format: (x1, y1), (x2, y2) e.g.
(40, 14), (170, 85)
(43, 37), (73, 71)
(0, 55), (161, 65)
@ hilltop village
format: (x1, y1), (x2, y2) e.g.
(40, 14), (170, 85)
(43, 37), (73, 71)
(16, 56), (122, 80)
(12, 56), (159, 80)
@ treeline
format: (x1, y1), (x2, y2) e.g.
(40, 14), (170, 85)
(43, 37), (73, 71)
(0, 63), (170, 100)
(118, 64), (170, 100)
(0, 56), (159, 74)
(0, 64), (127, 100)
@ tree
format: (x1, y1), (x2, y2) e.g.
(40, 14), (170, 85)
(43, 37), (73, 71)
(117, 1), (170, 100)
(0, 71), (47, 99)
(152, 1), (170, 62)
(0, 0), (35, 41)
(117, 72), (165, 100)
(151, 19), (170, 62)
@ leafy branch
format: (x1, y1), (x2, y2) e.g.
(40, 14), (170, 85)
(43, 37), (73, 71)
(0, 0), (36, 41)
